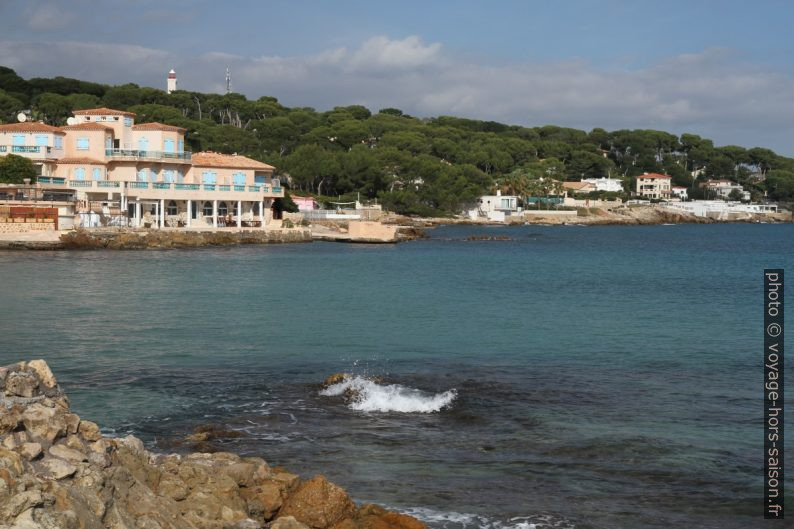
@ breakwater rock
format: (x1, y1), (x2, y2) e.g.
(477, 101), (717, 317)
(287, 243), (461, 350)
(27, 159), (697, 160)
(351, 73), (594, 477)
(0, 360), (425, 529)
(60, 228), (312, 250)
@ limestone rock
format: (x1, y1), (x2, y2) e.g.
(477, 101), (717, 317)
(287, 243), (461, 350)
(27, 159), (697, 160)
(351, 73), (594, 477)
(5, 371), (38, 397)
(48, 444), (86, 463)
(278, 475), (356, 529)
(21, 404), (66, 444)
(27, 360), (57, 389)
(39, 457), (77, 480)
(241, 481), (283, 520)
(77, 420), (101, 442)
(272, 515), (311, 529)
(17, 442), (42, 461)
(321, 373), (350, 388)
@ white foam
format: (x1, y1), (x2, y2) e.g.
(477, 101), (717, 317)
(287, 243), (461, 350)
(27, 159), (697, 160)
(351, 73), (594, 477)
(319, 376), (457, 413)
(395, 507), (548, 529)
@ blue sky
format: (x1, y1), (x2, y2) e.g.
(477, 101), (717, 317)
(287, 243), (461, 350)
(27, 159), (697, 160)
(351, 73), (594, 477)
(2, 0), (794, 154)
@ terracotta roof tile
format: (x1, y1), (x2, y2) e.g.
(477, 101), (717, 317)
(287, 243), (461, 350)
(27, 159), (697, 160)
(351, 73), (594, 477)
(638, 173), (672, 180)
(0, 122), (65, 134)
(132, 122), (186, 133)
(56, 157), (106, 165)
(60, 122), (114, 132)
(72, 107), (136, 117)
(191, 152), (275, 170)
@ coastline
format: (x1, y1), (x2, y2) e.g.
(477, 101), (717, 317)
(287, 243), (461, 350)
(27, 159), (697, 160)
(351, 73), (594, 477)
(0, 205), (790, 251)
(0, 360), (426, 529)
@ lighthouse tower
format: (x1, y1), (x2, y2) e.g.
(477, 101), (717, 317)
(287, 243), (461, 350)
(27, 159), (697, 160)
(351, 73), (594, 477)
(167, 69), (177, 94)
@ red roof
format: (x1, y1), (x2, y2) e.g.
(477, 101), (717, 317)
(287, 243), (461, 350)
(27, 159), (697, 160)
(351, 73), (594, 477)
(72, 107), (136, 117)
(60, 123), (113, 132)
(638, 173), (671, 180)
(132, 122), (186, 133)
(0, 122), (64, 134)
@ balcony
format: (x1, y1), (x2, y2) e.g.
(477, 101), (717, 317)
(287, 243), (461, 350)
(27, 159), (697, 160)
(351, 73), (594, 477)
(105, 149), (192, 163)
(0, 145), (62, 158)
(37, 177), (66, 185)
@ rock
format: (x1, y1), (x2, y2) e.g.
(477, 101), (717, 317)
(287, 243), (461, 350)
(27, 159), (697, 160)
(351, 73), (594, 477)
(321, 373), (350, 388)
(271, 515), (311, 529)
(0, 490), (44, 520)
(278, 475), (355, 529)
(351, 504), (428, 529)
(21, 403), (67, 444)
(77, 420), (101, 442)
(5, 371), (38, 397)
(0, 405), (22, 435)
(157, 474), (188, 501)
(64, 414), (80, 435)
(241, 481), (283, 520)
(27, 360), (57, 389)
(48, 444), (86, 463)
(17, 442), (42, 461)
(38, 457), (77, 480)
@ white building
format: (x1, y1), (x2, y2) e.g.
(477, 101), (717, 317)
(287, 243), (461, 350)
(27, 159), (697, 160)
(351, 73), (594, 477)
(701, 179), (751, 201)
(473, 191), (520, 221)
(663, 200), (778, 218)
(582, 177), (624, 193)
(671, 186), (688, 200)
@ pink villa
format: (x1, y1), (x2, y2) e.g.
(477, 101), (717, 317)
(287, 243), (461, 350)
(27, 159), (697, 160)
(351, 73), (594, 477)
(0, 107), (283, 228)
(291, 195), (318, 211)
(635, 173), (672, 199)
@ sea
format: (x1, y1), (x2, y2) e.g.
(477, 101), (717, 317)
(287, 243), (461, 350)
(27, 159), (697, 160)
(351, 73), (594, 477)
(0, 223), (791, 529)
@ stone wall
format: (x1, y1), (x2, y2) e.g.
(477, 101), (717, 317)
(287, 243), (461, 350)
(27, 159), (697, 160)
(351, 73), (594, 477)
(347, 221), (398, 242)
(0, 219), (56, 233)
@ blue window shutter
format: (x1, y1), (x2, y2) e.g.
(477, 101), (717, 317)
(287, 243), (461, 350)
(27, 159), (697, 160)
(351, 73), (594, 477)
(138, 137), (148, 151)
(149, 169), (157, 182)
(35, 135), (48, 146)
(12, 134), (25, 146)
(92, 168), (102, 181)
(178, 140), (184, 152)
(177, 170), (184, 183)
(254, 175), (265, 184)
(74, 168), (86, 180)
(137, 169), (146, 182)
(233, 172), (246, 185)
(54, 136), (62, 149)
(77, 138), (89, 150)
(164, 139), (174, 153)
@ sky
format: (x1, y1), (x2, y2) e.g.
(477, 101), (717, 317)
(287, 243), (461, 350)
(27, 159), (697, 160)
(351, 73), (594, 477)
(1, 0), (794, 154)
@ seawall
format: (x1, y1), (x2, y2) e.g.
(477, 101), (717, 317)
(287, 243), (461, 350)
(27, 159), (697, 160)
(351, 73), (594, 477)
(0, 360), (425, 529)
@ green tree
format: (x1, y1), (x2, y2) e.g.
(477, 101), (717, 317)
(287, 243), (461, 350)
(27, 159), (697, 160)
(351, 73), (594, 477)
(0, 154), (37, 183)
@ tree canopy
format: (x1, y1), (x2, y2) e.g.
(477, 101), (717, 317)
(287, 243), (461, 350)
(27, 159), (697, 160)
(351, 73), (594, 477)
(2, 66), (793, 211)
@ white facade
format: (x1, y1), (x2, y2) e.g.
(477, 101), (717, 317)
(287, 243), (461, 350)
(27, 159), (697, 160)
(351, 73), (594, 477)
(702, 180), (750, 201)
(478, 193), (520, 214)
(663, 200), (778, 218)
(582, 177), (624, 193)
(671, 186), (688, 200)
(635, 174), (672, 199)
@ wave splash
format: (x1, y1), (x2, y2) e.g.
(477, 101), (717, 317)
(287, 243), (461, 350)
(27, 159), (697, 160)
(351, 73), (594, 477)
(319, 375), (457, 413)
(397, 507), (576, 529)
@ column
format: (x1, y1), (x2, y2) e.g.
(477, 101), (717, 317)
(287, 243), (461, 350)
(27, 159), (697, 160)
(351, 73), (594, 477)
(237, 200), (242, 228)
(160, 199), (165, 229)
(135, 201), (141, 228)
(259, 200), (264, 228)
(186, 200), (192, 228)
(212, 200), (218, 228)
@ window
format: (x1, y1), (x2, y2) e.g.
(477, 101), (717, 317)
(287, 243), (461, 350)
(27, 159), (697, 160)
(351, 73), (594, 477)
(252, 202), (260, 216)
(149, 169), (157, 182)
(232, 172), (246, 185)
(137, 169), (147, 182)
(202, 201), (213, 216)
(74, 167), (86, 181)
(138, 137), (148, 152)
(76, 137), (89, 150)
(176, 170), (184, 184)
(232, 202), (239, 216)
(218, 202), (228, 216)
(254, 175), (265, 185)
(85, 117), (91, 121)
(178, 139), (184, 152)
(163, 139), (174, 153)
(92, 168), (102, 181)
(105, 137), (112, 149)
(114, 116), (119, 121)
(12, 134), (25, 146)
(202, 171), (217, 184)
(167, 201), (177, 215)
(124, 117), (132, 127)
(163, 170), (174, 183)
(54, 136), (63, 149)
(35, 135), (48, 147)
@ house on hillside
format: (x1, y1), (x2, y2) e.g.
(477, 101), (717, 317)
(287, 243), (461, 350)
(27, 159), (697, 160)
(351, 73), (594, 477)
(700, 179), (750, 201)
(635, 173), (672, 199)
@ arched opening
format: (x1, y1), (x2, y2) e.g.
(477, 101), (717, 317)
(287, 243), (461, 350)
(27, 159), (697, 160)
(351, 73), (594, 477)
(167, 200), (177, 215)
(202, 201), (213, 217)
(218, 202), (228, 216)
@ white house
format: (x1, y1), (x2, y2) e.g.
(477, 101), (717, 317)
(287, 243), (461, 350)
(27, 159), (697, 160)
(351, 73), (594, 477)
(701, 179), (751, 201)
(582, 177), (624, 193)
(671, 186), (688, 200)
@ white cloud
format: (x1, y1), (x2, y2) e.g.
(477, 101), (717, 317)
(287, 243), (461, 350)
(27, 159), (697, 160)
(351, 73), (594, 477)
(3, 36), (794, 154)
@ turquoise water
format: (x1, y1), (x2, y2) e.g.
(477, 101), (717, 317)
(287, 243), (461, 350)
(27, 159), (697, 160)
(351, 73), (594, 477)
(0, 224), (791, 529)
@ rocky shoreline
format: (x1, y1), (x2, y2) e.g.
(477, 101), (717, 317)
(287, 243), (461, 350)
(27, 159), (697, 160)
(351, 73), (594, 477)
(0, 360), (425, 529)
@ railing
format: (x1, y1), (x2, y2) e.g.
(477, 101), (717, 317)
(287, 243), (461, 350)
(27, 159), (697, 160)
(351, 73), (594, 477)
(12, 146), (41, 154)
(98, 181), (120, 188)
(105, 149), (192, 161)
(0, 146), (5, 152)
(175, 183), (200, 190)
(129, 182), (149, 189)
(219, 185), (231, 191)
(70, 180), (93, 187)
(153, 183), (171, 189)
(203, 184), (216, 191)
(37, 177), (66, 185)
(234, 185), (245, 192)
(248, 186), (261, 192)
(273, 187), (282, 193)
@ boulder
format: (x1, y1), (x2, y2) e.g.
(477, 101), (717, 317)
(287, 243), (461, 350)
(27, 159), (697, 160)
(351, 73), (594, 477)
(38, 457), (77, 480)
(240, 481), (283, 520)
(27, 360), (57, 389)
(272, 516), (312, 529)
(17, 442), (42, 461)
(77, 420), (101, 442)
(5, 371), (38, 398)
(321, 373), (350, 388)
(278, 475), (356, 529)
(48, 443), (87, 463)
(21, 403), (67, 444)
